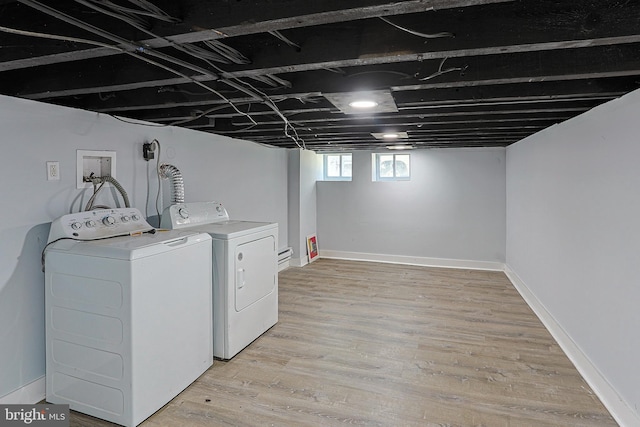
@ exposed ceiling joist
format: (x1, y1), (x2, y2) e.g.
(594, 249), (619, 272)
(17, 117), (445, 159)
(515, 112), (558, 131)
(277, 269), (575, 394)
(0, 0), (638, 150)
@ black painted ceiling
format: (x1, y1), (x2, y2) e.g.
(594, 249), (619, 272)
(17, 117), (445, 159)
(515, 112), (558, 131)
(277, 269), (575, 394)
(1, 0), (639, 150)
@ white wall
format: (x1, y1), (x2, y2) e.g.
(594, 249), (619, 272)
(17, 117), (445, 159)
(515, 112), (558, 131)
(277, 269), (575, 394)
(317, 148), (506, 267)
(287, 149), (319, 266)
(506, 89), (640, 425)
(0, 95), (288, 401)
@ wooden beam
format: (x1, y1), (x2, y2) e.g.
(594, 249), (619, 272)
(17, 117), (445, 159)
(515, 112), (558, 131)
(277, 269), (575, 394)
(13, 39), (640, 100)
(0, 0), (513, 72)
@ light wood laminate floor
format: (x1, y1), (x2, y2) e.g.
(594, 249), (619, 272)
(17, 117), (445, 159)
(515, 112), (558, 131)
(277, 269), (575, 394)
(70, 259), (617, 427)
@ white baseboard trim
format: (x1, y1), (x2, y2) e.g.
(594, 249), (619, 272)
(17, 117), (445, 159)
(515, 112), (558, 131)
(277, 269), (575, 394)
(0, 376), (45, 404)
(504, 266), (639, 427)
(289, 256), (308, 268)
(319, 250), (504, 271)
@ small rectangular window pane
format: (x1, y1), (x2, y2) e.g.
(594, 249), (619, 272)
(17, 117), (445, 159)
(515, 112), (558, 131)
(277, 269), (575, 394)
(326, 155), (341, 177)
(378, 154), (394, 178)
(395, 154), (410, 178)
(341, 154), (352, 177)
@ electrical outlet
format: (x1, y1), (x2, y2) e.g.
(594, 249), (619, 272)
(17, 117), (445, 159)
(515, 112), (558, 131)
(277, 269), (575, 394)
(47, 161), (60, 181)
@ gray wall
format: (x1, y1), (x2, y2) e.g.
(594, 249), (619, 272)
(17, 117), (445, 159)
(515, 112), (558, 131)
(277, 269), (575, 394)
(317, 149), (506, 264)
(506, 89), (640, 422)
(0, 95), (288, 400)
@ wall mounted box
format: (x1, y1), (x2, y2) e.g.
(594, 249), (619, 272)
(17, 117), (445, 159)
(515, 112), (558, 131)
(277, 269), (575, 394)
(76, 150), (116, 189)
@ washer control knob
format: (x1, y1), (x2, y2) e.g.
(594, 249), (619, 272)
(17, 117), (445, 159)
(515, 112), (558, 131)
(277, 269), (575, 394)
(178, 208), (189, 219)
(85, 220), (96, 228)
(131, 214), (140, 221)
(71, 222), (82, 230)
(102, 216), (116, 226)
(121, 215), (130, 223)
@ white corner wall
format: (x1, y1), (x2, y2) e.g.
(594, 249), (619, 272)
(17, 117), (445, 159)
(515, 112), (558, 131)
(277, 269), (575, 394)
(0, 95), (288, 402)
(506, 89), (640, 425)
(317, 148), (506, 268)
(287, 149), (319, 266)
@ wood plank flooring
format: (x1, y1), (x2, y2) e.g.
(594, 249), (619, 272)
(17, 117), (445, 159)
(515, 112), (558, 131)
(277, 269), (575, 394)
(70, 259), (618, 427)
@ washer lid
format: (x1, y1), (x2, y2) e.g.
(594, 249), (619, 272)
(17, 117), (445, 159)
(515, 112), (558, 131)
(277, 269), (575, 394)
(46, 230), (211, 260)
(191, 220), (277, 239)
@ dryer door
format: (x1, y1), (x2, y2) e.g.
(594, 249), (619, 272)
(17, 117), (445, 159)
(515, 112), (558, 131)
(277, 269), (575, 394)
(234, 235), (276, 311)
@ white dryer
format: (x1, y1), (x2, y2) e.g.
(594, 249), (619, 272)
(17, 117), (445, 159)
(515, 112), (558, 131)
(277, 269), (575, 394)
(44, 208), (213, 427)
(161, 201), (278, 359)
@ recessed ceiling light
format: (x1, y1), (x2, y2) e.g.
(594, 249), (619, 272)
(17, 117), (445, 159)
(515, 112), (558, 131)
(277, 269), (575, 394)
(386, 145), (414, 150)
(324, 90), (398, 114)
(348, 100), (378, 109)
(371, 131), (409, 140)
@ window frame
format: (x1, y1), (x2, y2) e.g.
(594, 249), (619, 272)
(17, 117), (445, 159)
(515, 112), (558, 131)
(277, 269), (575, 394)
(322, 153), (353, 181)
(373, 153), (411, 181)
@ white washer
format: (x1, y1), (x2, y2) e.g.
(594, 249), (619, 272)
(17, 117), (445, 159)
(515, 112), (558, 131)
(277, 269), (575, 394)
(44, 208), (213, 427)
(161, 201), (278, 359)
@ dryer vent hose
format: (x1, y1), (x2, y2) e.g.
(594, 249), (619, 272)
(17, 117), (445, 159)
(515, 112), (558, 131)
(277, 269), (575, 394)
(159, 163), (185, 204)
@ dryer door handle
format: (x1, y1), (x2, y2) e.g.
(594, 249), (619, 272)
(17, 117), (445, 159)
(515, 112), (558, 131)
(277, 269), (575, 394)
(236, 268), (245, 289)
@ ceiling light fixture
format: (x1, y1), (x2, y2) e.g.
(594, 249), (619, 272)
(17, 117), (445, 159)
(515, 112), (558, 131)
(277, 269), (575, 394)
(324, 90), (398, 114)
(371, 131), (409, 140)
(386, 145), (414, 150)
(348, 100), (378, 109)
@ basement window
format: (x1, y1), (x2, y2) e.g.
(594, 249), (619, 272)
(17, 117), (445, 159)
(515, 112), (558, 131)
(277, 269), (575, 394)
(373, 153), (410, 181)
(323, 153), (352, 181)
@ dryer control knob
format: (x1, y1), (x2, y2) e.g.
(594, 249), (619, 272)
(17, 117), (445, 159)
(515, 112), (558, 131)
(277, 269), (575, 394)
(102, 216), (116, 226)
(85, 220), (96, 228)
(121, 215), (130, 222)
(178, 208), (189, 219)
(71, 222), (82, 230)
(132, 214), (140, 221)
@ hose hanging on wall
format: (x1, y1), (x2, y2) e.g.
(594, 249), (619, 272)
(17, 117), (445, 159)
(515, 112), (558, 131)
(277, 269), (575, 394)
(84, 175), (131, 211)
(159, 163), (185, 204)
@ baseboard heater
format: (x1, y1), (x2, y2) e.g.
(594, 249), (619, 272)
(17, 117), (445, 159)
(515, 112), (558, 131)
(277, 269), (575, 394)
(278, 247), (293, 266)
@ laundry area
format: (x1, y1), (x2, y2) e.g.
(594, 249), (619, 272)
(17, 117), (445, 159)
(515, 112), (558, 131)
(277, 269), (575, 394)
(2, 1), (640, 425)
(35, 148), (280, 426)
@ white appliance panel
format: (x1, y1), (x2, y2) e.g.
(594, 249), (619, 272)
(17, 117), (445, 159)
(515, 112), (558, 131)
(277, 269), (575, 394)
(235, 235), (277, 311)
(45, 220), (213, 427)
(211, 226), (278, 359)
(161, 201), (278, 360)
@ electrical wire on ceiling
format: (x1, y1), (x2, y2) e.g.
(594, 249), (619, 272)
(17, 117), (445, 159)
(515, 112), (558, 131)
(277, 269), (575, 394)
(201, 40), (251, 65)
(73, 0), (300, 146)
(11, 0), (306, 149)
(90, 0), (180, 24)
(418, 57), (468, 81)
(268, 30), (301, 50)
(168, 101), (253, 126)
(250, 74), (293, 88)
(175, 40), (249, 65)
(0, 24), (234, 116)
(0, 22), (257, 133)
(77, 0), (250, 66)
(17, 0), (217, 78)
(271, 93), (324, 104)
(378, 16), (454, 40)
(74, 0), (179, 30)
